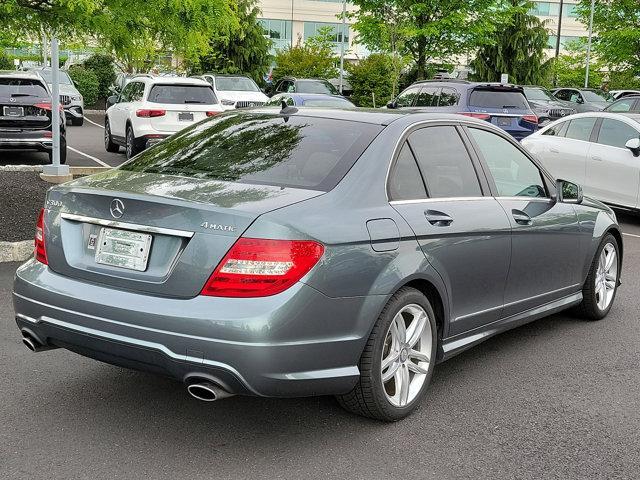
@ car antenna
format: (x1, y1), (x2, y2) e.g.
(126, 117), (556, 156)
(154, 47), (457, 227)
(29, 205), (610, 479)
(280, 99), (298, 118)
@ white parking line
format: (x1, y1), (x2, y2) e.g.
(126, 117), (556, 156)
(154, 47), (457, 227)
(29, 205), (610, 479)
(84, 117), (104, 129)
(67, 146), (110, 167)
(622, 232), (640, 239)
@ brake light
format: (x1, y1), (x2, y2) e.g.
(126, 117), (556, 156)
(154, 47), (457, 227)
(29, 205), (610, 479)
(522, 114), (538, 124)
(206, 111), (219, 117)
(201, 238), (324, 297)
(44, 131), (52, 138)
(35, 208), (48, 265)
(136, 109), (166, 118)
(459, 112), (491, 121)
(33, 102), (63, 112)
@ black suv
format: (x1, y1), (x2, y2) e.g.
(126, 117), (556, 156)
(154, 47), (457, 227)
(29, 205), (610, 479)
(0, 71), (66, 163)
(267, 77), (342, 97)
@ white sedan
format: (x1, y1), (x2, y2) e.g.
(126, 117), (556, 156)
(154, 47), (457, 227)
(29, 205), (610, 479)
(522, 112), (640, 210)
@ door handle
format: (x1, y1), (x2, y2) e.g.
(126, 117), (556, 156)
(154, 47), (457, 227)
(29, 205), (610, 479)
(512, 209), (532, 226)
(591, 155), (603, 161)
(425, 210), (453, 226)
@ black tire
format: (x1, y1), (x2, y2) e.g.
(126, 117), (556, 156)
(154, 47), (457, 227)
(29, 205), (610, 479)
(71, 117), (84, 126)
(574, 233), (620, 321)
(337, 287), (437, 422)
(125, 125), (141, 160)
(104, 119), (119, 153)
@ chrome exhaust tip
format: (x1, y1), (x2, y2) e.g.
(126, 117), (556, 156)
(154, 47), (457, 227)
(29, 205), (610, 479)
(21, 331), (56, 352)
(22, 335), (37, 352)
(186, 381), (234, 402)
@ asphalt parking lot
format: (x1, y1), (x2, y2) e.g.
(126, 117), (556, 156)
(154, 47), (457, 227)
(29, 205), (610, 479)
(0, 213), (639, 479)
(0, 113), (125, 168)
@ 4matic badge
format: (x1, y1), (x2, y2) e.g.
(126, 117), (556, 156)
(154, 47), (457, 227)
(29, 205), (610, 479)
(200, 222), (236, 232)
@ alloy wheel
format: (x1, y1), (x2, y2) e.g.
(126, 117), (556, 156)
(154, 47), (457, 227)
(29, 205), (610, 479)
(381, 304), (432, 407)
(595, 242), (617, 311)
(126, 128), (133, 158)
(104, 122), (110, 149)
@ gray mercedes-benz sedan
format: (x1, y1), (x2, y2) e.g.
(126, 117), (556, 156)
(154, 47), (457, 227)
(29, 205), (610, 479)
(13, 107), (622, 421)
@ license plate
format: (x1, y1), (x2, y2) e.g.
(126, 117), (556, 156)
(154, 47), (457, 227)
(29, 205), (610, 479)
(95, 227), (152, 271)
(178, 112), (194, 122)
(3, 106), (24, 117)
(497, 117), (512, 126)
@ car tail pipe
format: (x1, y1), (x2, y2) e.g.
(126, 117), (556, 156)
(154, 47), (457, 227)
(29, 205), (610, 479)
(186, 379), (235, 402)
(21, 330), (57, 353)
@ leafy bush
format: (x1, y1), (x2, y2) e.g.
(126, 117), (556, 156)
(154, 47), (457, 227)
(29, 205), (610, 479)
(83, 53), (116, 99)
(272, 27), (338, 82)
(607, 69), (640, 90)
(0, 50), (12, 70)
(346, 54), (395, 107)
(69, 66), (99, 107)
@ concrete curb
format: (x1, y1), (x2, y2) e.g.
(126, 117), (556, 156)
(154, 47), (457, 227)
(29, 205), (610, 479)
(0, 240), (32, 263)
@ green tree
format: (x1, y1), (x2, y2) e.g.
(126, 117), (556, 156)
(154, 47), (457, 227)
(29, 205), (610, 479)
(195, 0), (272, 84)
(350, 0), (499, 80)
(0, 50), (12, 69)
(542, 48), (604, 89)
(271, 27), (339, 82)
(83, 53), (116, 99)
(576, 0), (640, 69)
(68, 66), (99, 106)
(471, 0), (549, 84)
(346, 53), (396, 107)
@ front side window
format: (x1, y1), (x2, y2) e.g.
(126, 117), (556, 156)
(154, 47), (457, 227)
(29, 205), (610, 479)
(469, 128), (547, 198)
(596, 119), (640, 149)
(607, 99), (635, 113)
(147, 84), (217, 104)
(119, 82), (136, 102)
(408, 126), (482, 198)
(564, 117), (597, 141)
(395, 86), (420, 108)
(295, 80), (338, 95)
(553, 89), (571, 101)
(388, 143), (427, 201)
(415, 87), (439, 107)
(542, 121), (569, 137)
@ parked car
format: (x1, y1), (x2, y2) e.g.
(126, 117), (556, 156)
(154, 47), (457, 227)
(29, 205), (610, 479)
(522, 85), (576, 125)
(14, 108), (621, 421)
(522, 112), (640, 210)
(552, 87), (614, 112)
(0, 70), (66, 163)
(31, 67), (84, 126)
(266, 93), (355, 108)
(267, 77), (341, 97)
(104, 75), (223, 159)
(610, 89), (640, 100)
(387, 80), (538, 140)
(604, 95), (640, 113)
(197, 74), (269, 110)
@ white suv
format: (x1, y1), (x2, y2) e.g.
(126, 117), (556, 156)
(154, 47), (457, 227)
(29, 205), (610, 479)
(199, 74), (268, 110)
(104, 75), (223, 159)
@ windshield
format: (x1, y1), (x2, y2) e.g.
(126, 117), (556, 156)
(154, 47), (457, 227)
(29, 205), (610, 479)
(524, 87), (556, 101)
(583, 90), (614, 102)
(148, 84), (217, 104)
(121, 112), (382, 191)
(0, 78), (48, 97)
(37, 70), (73, 85)
(214, 76), (260, 92)
(469, 88), (529, 109)
(296, 80), (339, 95)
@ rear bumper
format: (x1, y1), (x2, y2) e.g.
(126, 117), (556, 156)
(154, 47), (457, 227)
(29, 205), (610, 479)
(0, 134), (52, 151)
(13, 259), (385, 397)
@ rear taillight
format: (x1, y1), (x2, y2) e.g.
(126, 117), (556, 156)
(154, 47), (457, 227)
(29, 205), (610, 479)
(206, 111), (219, 117)
(459, 112), (491, 121)
(44, 131), (52, 138)
(201, 238), (324, 298)
(33, 102), (63, 112)
(35, 208), (48, 265)
(522, 114), (538, 124)
(136, 109), (166, 118)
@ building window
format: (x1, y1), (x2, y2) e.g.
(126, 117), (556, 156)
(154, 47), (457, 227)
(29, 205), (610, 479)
(547, 35), (585, 49)
(530, 2), (580, 18)
(303, 21), (350, 46)
(258, 19), (292, 52)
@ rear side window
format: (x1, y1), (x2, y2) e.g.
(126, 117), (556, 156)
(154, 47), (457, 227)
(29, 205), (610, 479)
(564, 117), (597, 141)
(408, 126), (482, 198)
(596, 119), (639, 149)
(121, 113), (382, 191)
(388, 143), (427, 201)
(468, 88), (529, 109)
(148, 84), (217, 104)
(0, 78), (48, 97)
(439, 87), (460, 106)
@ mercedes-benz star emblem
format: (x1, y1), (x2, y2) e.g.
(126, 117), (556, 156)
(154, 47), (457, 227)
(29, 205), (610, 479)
(110, 199), (125, 219)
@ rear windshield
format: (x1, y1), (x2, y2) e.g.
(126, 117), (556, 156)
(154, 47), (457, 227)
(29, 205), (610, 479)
(469, 88), (529, 109)
(0, 78), (48, 97)
(296, 80), (339, 95)
(35, 70), (73, 85)
(120, 112), (382, 191)
(148, 84), (217, 104)
(214, 76), (260, 92)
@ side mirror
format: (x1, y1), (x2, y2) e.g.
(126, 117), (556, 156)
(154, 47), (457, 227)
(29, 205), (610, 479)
(106, 95), (118, 107)
(386, 100), (398, 109)
(625, 137), (640, 157)
(556, 179), (583, 204)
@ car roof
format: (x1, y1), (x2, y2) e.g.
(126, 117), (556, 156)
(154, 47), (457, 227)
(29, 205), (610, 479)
(283, 93), (348, 100)
(132, 75), (210, 86)
(0, 70), (46, 80)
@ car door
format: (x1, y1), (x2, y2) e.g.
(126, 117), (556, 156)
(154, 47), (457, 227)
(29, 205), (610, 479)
(389, 124), (512, 335)
(110, 81), (136, 137)
(585, 117), (640, 208)
(545, 116), (597, 186)
(466, 126), (583, 316)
